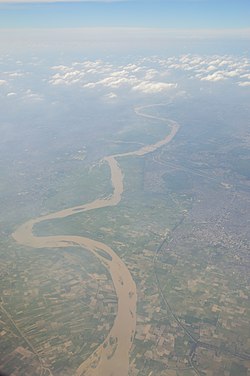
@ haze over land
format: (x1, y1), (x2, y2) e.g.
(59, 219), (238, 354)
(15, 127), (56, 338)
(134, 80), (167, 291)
(0, 0), (250, 375)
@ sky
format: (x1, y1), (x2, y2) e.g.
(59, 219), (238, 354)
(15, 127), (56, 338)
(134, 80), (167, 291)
(0, 0), (249, 29)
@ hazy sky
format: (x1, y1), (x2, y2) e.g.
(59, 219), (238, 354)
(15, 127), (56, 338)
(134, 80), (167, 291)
(0, 0), (249, 29)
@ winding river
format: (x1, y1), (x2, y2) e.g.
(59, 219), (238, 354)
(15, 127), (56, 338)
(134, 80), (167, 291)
(12, 105), (179, 376)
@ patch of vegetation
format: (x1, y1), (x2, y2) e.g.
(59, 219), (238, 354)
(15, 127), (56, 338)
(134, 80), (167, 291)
(162, 170), (193, 192)
(230, 362), (247, 376)
(230, 158), (250, 179)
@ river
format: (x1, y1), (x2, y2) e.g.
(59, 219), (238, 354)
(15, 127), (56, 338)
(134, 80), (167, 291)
(12, 105), (179, 376)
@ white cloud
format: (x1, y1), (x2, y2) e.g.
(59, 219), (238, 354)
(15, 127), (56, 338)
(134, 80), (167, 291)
(51, 65), (69, 71)
(98, 76), (137, 88)
(238, 81), (250, 87)
(105, 92), (118, 100)
(240, 74), (250, 80)
(0, 79), (7, 85)
(111, 70), (129, 77)
(8, 72), (25, 78)
(6, 92), (17, 97)
(83, 82), (97, 89)
(50, 78), (66, 85)
(224, 70), (240, 78)
(200, 72), (226, 82)
(132, 81), (177, 94)
(206, 65), (217, 72)
(23, 89), (43, 101)
(144, 69), (158, 80)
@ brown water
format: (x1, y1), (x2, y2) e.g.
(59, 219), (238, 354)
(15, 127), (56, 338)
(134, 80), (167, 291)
(12, 105), (179, 376)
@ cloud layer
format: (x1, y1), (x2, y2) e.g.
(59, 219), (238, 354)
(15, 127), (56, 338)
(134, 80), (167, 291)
(49, 60), (178, 96)
(48, 54), (250, 99)
(1, 53), (249, 103)
(156, 54), (250, 85)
